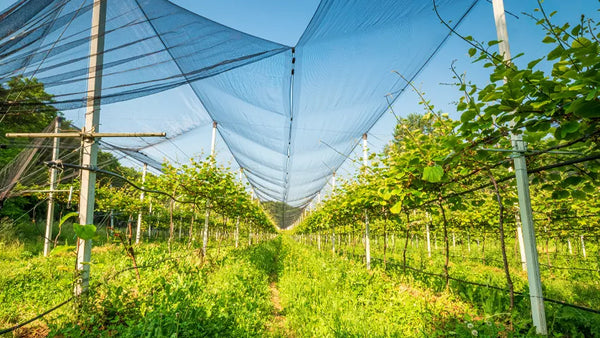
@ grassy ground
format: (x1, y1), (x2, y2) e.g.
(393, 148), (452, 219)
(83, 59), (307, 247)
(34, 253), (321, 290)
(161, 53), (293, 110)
(5, 228), (598, 337)
(1, 237), (277, 337)
(1, 233), (493, 337)
(306, 234), (600, 337)
(276, 236), (482, 337)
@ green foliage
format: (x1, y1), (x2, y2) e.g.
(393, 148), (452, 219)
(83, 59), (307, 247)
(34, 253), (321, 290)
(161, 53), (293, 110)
(1, 239), (279, 337)
(277, 237), (475, 336)
(293, 6), (600, 336)
(0, 77), (58, 168)
(422, 165), (444, 183)
(72, 223), (97, 240)
(58, 212), (78, 230)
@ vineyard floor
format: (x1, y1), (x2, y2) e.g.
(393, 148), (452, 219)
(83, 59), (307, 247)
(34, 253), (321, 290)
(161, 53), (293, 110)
(300, 235), (600, 336)
(1, 235), (493, 337)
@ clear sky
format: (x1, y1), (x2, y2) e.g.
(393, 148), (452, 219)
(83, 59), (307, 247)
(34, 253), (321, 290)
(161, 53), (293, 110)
(1, 0), (598, 202)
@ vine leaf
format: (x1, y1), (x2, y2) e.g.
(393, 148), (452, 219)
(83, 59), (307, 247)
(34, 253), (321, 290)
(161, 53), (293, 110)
(58, 212), (79, 230)
(73, 223), (97, 240)
(422, 165), (444, 183)
(390, 201), (403, 214)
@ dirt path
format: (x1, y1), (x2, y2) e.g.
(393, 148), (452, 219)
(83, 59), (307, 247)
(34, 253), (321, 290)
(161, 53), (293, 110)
(268, 281), (289, 335)
(266, 247), (293, 337)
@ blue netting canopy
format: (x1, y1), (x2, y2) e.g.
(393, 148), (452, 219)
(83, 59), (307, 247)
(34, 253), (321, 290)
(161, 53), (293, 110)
(0, 0), (478, 227)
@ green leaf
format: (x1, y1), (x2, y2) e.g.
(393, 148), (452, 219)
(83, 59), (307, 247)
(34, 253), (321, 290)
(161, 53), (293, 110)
(468, 48), (477, 57)
(582, 184), (595, 193)
(527, 58), (543, 69)
(422, 165), (444, 183)
(547, 46), (563, 60)
(381, 191), (392, 201)
(73, 223), (97, 240)
(566, 99), (600, 118)
(585, 89), (597, 101)
(58, 212), (79, 228)
(542, 36), (556, 44)
(560, 121), (579, 138)
(551, 190), (569, 200)
(563, 176), (584, 186)
(571, 190), (586, 200)
(390, 201), (403, 214)
(571, 37), (590, 48)
(460, 110), (476, 123)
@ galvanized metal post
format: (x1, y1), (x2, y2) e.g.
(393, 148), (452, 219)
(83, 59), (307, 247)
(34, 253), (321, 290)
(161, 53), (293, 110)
(426, 213), (432, 258)
(210, 121), (217, 158)
(516, 221), (527, 271)
(44, 117), (61, 257)
(331, 172), (336, 252)
(135, 163), (147, 244)
(492, 0), (546, 333)
(75, 0), (106, 296)
(363, 133), (371, 269)
(203, 121), (217, 257)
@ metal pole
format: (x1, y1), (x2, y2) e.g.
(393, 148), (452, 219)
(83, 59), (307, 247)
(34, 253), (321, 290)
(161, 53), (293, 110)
(135, 163), (147, 244)
(362, 133), (371, 269)
(516, 214), (527, 271)
(492, 0), (546, 333)
(75, 0), (106, 296)
(210, 121), (217, 158)
(235, 168), (241, 248)
(203, 121), (217, 257)
(317, 232), (321, 250)
(330, 172), (335, 253)
(235, 216), (240, 248)
(467, 231), (471, 253)
(331, 230), (335, 253)
(44, 117), (61, 257)
(426, 214), (432, 258)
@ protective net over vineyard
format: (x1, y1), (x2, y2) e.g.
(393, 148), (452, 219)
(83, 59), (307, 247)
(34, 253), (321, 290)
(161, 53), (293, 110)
(2, 0), (600, 336)
(0, 0), (478, 227)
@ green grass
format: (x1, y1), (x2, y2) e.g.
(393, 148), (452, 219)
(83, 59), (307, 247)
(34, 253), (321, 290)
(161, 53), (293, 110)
(4, 231), (598, 337)
(276, 236), (482, 337)
(315, 234), (600, 337)
(1, 237), (278, 337)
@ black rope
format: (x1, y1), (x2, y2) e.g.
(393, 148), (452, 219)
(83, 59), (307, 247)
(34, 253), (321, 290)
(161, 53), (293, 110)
(0, 297), (75, 335)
